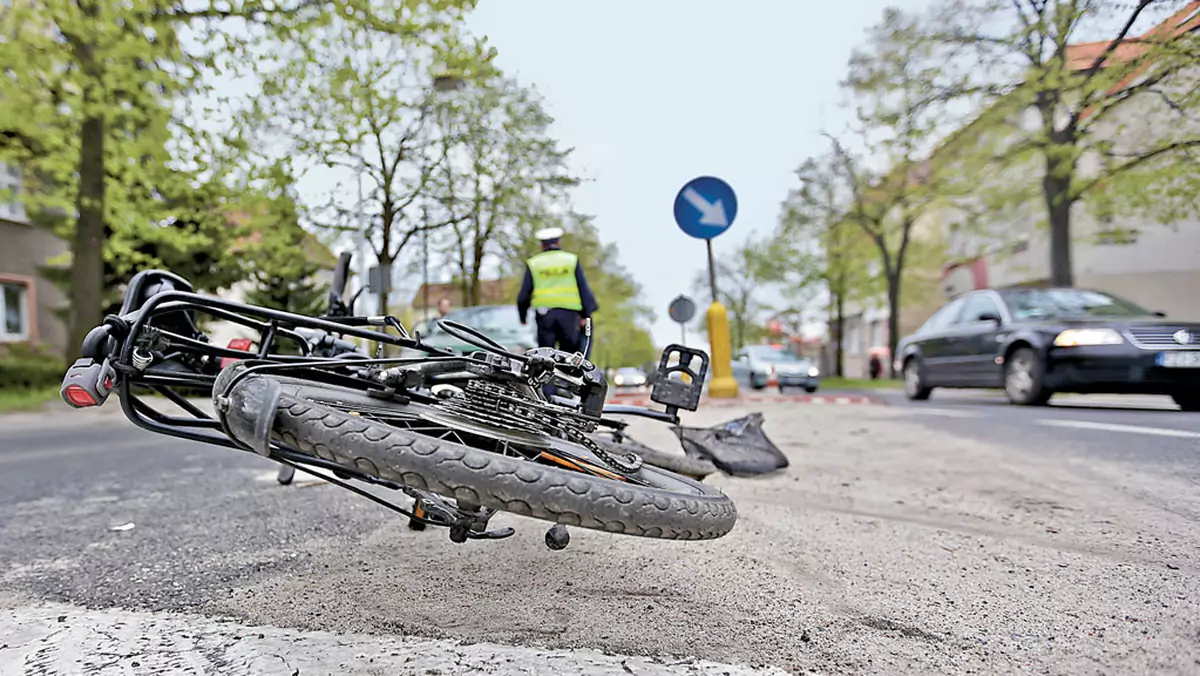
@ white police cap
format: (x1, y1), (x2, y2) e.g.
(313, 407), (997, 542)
(534, 227), (564, 241)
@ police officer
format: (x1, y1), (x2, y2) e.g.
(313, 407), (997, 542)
(517, 227), (598, 356)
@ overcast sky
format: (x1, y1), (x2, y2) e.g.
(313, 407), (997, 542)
(461, 0), (933, 346)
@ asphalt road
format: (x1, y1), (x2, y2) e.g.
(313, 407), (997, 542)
(0, 417), (394, 614)
(3, 399), (1199, 674)
(875, 390), (1200, 483)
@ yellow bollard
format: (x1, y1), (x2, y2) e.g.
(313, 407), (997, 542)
(705, 301), (739, 398)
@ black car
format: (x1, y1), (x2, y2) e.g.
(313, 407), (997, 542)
(894, 287), (1200, 410)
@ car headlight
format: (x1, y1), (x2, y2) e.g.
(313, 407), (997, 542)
(614, 375), (624, 385)
(1053, 328), (1125, 347)
(808, 367), (819, 377)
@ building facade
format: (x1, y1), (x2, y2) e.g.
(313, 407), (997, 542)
(0, 161), (68, 353)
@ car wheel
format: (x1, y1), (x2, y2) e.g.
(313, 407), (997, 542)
(805, 385), (817, 394)
(1172, 394), (1200, 412)
(903, 357), (932, 401)
(1004, 347), (1052, 406)
(751, 375), (766, 390)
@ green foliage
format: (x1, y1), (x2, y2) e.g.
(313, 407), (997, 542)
(0, 342), (64, 391)
(430, 77), (579, 306)
(39, 175), (250, 319)
(906, 0), (1200, 284)
(0, 0), (479, 359)
(0, 0), (192, 356)
(503, 211), (656, 369)
(239, 8), (496, 319)
(242, 201), (331, 322)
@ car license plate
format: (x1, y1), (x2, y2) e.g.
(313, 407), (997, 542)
(1157, 351), (1200, 368)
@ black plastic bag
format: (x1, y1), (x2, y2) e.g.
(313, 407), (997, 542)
(673, 412), (788, 477)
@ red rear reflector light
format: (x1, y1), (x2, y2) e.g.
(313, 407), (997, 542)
(63, 384), (98, 408)
(221, 338), (255, 369)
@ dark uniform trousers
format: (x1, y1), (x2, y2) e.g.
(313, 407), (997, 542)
(535, 308), (586, 356)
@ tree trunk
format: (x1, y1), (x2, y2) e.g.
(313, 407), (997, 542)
(886, 270), (902, 379)
(1044, 169), (1074, 287)
(67, 114), (106, 360)
(376, 257), (392, 356)
(833, 286), (845, 378)
(470, 240), (485, 306)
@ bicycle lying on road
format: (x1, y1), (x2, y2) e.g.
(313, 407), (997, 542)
(59, 254), (737, 549)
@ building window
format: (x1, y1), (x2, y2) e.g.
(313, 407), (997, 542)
(0, 163), (27, 224)
(1, 281), (29, 341)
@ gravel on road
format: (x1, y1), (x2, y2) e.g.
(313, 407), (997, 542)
(212, 404), (1200, 675)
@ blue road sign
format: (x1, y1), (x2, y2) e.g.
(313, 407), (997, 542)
(673, 176), (738, 240)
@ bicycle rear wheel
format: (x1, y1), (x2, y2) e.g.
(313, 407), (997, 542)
(216, 369), (738, 541)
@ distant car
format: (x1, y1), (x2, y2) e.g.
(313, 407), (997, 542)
(894, 287), (1200, 410)
(731, 344), (820, 393)
(404, 305), (536, 357)
(611, 367), (647, 388)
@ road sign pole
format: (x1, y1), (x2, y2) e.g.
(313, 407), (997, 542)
(706, 239), (718, 304)
(681, 323), (686, 346)
(672, 176), (740, 399)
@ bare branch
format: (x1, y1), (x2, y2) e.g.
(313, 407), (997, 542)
(1071, 0), (1157, 119)
(1077, 139), (1200, 196)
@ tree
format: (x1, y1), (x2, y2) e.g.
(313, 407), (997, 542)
(0, 0), (476, 358)
(908, 0), (1200, 285)
(244, 231), (330, 322)
(246, 16), (495, 323)
(38, 174), (250, 320)
(768, 156), (881, 377)
(502, 211), (657, 369)
(818, 11), (961, 376)
(430, 78), (577, 306)
(691, 237), (773, 352)
(0, 0), (190, 356)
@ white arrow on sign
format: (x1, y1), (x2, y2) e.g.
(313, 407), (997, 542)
(682, 187), (729, 227)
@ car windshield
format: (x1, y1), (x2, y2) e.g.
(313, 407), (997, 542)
(747, 346), (805, 363)
(616, 367), (643, 377)
(1002, 289), (1151, 320)
(438, 306), (521, 334)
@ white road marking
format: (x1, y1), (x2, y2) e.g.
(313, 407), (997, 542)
(1038, 419), (1200, 439)
(0, 602), (787, 675)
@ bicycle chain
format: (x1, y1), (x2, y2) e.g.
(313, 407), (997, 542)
(433, 380), (643, 474)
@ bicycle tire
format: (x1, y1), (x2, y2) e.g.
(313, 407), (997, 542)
(216, 370), (737, 540)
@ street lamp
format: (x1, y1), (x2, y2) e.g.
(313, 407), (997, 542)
(422, 72), (465, 320)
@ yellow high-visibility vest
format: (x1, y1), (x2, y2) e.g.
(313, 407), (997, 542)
(527, 249), (583, 311)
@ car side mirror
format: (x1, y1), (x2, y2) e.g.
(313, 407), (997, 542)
(978, 312), (1002, 325)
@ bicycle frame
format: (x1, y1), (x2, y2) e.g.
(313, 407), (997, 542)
(66, 281), (709, 541)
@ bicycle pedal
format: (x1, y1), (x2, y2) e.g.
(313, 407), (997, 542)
(651, 344), (709, 412)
